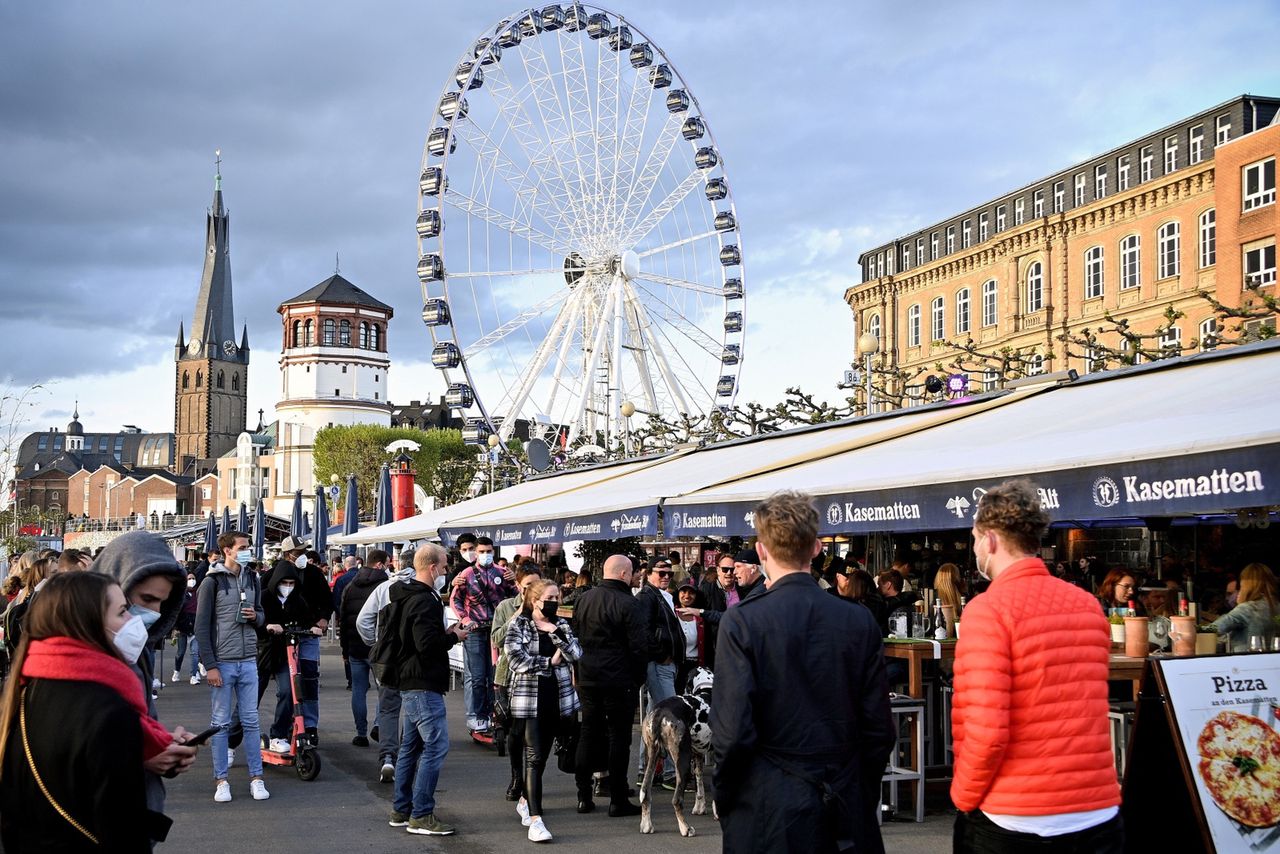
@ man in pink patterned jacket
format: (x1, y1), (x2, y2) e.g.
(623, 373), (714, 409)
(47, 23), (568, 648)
(449, 536), (516, 735)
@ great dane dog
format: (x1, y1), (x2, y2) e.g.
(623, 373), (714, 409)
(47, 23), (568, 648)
(639, 667), (718, 837)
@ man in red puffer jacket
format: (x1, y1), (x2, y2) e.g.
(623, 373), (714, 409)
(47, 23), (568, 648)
(952, 479), (1122, 853)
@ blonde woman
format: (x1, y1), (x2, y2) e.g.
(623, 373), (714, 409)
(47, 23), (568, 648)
(1211, 563), (1279, 650)
(934, 563), (966, 620)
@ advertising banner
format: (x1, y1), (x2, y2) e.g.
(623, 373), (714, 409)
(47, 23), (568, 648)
(439, 507), (657, 547)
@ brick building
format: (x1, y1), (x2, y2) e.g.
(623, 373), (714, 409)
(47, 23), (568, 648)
(849, 94), (1280, 403)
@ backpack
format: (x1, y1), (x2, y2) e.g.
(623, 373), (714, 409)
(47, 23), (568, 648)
(369, 598), (406, 688)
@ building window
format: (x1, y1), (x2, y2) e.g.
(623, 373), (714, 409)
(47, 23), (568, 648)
(931, 233), (939, 260)
(956, 288), (971, 335)
(52, 436), (62, 451)
(196, 370), (203, 389)
(1118, 155), (1131, 191)
(996, 205), (1006, 232)
(1140, 146), (1153, 182)
(359, 322), (370, 349)
(339, 320), (352, 346)
(1085, 246), (1104, 299)
(946, 225), (955, 255)
(1095, 164), (1107, 199)
(374, 392), (379, 400)
(1199, 209), (1216, 268)
(982, 279), (997, 327)
(303, 319), (314, 346)
(371, 325), (382, 351)
(1049, 181), (1062, 213)
(868, 313), (881, 343)
(322, 318), (336, 345)
(1013, 197), (1024, 225)
(1121, 235), (1141, 289)
(1159, 326), (1182, 358)
(1164, 135), (1178, 173)
(335, 388), (341, 396)
(1199, 317), (1218, 351)
(341, 365), (348, 374)
(907, 304), (921, 347)
(901, 245), (911, 270)
(1027, 354), (1045, 376)
(916, 237), (924, 265)
(979, 212), (989, 242)
(1033, 190), (1044, 218)
(292, 320), (302, 347)
(1157, 222), (1180, 279)
(983, 369), (998, 392)
(930, 297), (944, 341)
(1244, 242), (1277, 287)
(1074, 174), (1086, 207)
(1243, 157), (1276, 211)
(375, 374), (379, 382)
(232, 373), (239, 391)
(877, 253), (884, 278)
(202, 485), (212, 500)
(1216, 113), (1231, 145)
(181, 371), (189, 390)
(216, 370), (225, 389)
(1025, 262), (1043, 313)
(1189, 125), (1204, 164)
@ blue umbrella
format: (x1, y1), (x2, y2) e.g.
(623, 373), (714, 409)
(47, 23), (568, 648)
(375, 463), (394, 555)
(251, 504), (265, 562)
(342, 473), (359, 557)
(220, 506), (231, 538)
(203, 512), (218, 555)
(313, 486), (330, 559)
(302, 511), (311, 539)
(237, 502), (248, 536)
(290, 489), (304, 539)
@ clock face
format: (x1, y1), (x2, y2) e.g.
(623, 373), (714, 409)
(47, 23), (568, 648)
(223, 340), (237, 356)
(187, 339), (202, 355)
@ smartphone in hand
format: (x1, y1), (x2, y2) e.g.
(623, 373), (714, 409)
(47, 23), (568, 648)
(184, 726), (221, 746)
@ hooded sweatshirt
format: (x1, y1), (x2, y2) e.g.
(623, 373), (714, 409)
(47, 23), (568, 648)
(340, 566), (389, 660)
(258, 563), (313, 671)
(356, 563), (415, 648)
(91, 529), (187, 836)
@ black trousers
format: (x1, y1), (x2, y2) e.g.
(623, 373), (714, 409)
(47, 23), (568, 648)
(514, 710), (559, 816)
(954, 810), (1124, 854)
(575, 685), (637, 804)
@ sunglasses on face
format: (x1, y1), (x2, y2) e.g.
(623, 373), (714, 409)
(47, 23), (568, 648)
(655, 570), (673, 578)
(719, 566), (735, 573)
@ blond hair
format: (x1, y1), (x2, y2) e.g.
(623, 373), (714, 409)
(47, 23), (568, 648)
(1238, 563), (1278, 612)
(934, 563), (966, 617)
(753, 491), (819, 569)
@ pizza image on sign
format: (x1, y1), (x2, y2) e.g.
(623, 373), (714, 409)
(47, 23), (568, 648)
(1196, 710), (1280, 829)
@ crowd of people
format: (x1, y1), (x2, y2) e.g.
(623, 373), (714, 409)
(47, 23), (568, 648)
(0, 484), (1275, 852)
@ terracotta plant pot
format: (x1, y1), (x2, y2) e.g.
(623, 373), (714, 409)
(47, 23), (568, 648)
(1195, 632), (1218, 654)
(1110, 623), (1126, 644)
(1170, 616), (1196, 656)
(1124, 617), (1150, 658)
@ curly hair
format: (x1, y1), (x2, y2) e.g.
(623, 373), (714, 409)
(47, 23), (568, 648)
(973, 479), (1049, 554)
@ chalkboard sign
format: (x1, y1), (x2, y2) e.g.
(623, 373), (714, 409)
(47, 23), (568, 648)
(1123, 654), (1280, 854)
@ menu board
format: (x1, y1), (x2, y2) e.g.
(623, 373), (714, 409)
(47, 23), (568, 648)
(1159, 654), (1280, 853)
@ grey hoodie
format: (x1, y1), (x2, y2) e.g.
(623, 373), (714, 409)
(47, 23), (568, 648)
(356, 564), (414, 647)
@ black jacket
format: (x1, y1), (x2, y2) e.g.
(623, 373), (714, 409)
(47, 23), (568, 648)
(259, 563), (314, 672)
(339, 567), (388, 660)
(270, 558), (332, 626)
(1, 679), (157, 852)
(390, 579), (458, 693)
(711, 573), (894, 854)
(636, 583), (685, 666)
(698, 579), (737, 668)
(571, 578), (650, 690)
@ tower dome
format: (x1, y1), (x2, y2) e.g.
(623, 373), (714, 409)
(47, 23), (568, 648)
(67, 402), (84, 437)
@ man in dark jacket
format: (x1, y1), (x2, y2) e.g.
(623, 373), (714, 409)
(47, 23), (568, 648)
(712, 493), (894, 854)
(636, 561), (684, 786)
(260, 560), (317, 751)
(732, 548), (766, 601)
(693, 554), (738, 668)
(385, 543), (469, 836)
(340, 551), (389, 746)
(273, 535), (329, 744)
(571, 554), (649, 816)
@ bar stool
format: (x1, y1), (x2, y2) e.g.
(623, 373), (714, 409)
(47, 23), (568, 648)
(939, 685), (954, 766)
(881, 696), (926, 823)
(1107, 701), (1136, 779)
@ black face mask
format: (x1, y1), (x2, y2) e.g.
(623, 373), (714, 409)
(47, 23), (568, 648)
(540, 601), (560, 621)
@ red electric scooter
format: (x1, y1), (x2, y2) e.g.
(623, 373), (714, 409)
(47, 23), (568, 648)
(260, 627), (322, 781)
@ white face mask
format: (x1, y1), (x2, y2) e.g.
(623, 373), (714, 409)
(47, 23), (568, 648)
(112, 615), (149, 662)
(976, 538), (992, 582)
(187, 578), (197, 589)
(433, 573), (446, 593)
(461, 550), (475, 564)
(476, 552), (494, 567)
(278, 583), (296, 598)
(295, 555), (309, 569)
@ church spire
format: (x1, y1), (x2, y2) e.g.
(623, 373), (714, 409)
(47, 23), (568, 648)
(186, 150), (237, 361)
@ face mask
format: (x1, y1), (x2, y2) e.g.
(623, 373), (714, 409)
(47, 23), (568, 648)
(295, 555), (309, 569)
(129, 604), (162, 629)
(433, 573), (446, 593)
(476, 553), (494, 567)
(976, 550), (991, 582)
(278, 583), (296, 598)
(541, 601), (560, 621)
(112, 615), (149, 662)
(461, 550), (475, 564)
(187, 578), (197, 589)
(236, 549), (253, 565)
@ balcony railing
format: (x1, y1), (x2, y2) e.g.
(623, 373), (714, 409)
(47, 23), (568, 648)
(64, 514), (206, 533)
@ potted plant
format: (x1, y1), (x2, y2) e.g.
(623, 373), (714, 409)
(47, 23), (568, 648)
(1108, 612), (1126, 644)
(1195, 623), (1218, 655)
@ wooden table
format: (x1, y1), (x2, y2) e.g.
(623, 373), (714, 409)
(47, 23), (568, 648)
(883, 638), (957, 699)
(1108, 653), (1149, 700)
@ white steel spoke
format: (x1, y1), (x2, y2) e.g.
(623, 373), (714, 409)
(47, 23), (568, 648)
(635, 273), (724, 296)
(443, 189), (570, 256)
(622, 281), (694, 415)
(593, 31), (621, 245)
(447, 269), (562, 279)
(621, 167), (704, 248)
(556, 27), (599, 244)
(568, 275), (620, 445)
(544, 285), (589, 419)
(616, 111), (682, 243)
(637, 229), (719, 258)
(622, 295), (661, 415)
(632, 281), (721, 357)
(496, 289), (582, 443)
(612, 46), (658, 241)
(450, 117), (564, 244)
(463, 288), (571, 357)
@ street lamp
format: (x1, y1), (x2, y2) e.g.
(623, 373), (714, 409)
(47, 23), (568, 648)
(857, 333), (880, 414)
(620, 400), (636, 457)
(487, 433), (501, 492)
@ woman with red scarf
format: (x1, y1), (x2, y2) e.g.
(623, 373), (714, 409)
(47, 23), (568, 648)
(0, 572), (182, 851)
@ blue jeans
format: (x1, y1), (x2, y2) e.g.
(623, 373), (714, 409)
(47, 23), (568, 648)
(174, 633), (200, 677)
(376, 680), (402, 764)
(350, 657), (371, 737)
(298, 635), (320, 729)
(210, 659), (263, 779)
(462, 631), (494, 727)
(393, 690), (449, 819)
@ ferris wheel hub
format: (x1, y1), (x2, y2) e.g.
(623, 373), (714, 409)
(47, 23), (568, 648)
(618, 249), (640, 281)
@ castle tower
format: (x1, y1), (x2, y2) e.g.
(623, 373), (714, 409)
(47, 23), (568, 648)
(174, 154), (249, 475)
(270, 272), (393, 512)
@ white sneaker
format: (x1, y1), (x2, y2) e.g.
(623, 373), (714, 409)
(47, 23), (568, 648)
(250, 779), (270, 801)
(527, 816), (552, 843)
(227, 748), (235, 767)
(171, 670), (181, 683)
(516, 797), (531, 826)
(190, 675), (201, 685)
(214, 780), (231, 803)
(199, 662), (207, 676)
(380, 761), (395, 783)
(152, 677), (162, 691)
(268, 738), (291, 754)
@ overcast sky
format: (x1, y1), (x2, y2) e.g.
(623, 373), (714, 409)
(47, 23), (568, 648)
(2, 0), (1278, 439)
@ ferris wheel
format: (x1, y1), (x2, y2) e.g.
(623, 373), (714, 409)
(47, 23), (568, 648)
(417, 4), (745, 452)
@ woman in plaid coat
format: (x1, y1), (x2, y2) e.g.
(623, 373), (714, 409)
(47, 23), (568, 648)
(504, 579), (582, 843)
